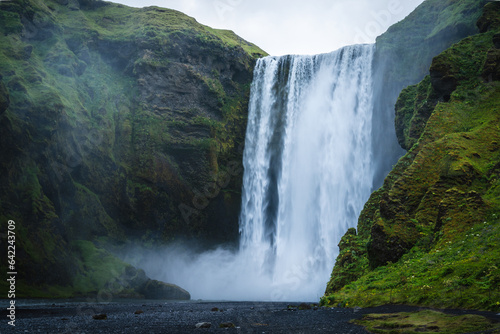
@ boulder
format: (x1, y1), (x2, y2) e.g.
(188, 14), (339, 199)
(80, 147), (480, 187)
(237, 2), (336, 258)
(92, 314), (107, 320)
(429, 59), (457, 101)
(140, 279), (190, 300)
(482, 49), (500, 82)
(219, 322), (235, 328)
(367, 222), (417, 268)
(195, 322), (211, 329)
(494, 34), (500, 49)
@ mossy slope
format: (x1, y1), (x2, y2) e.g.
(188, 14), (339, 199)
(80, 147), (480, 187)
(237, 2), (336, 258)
(0, 0), (266, 297)
(324, 2), (500, 312)
(372, 0), (488, 185)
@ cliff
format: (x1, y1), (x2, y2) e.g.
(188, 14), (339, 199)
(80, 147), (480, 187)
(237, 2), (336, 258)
(324, 2), (500, 311)
(371, 0), (488, 185)
(0, 0), (265, 297)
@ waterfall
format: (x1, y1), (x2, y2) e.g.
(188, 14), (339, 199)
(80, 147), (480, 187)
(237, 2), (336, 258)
(133, 44), (376, 302)
(239, 44), (375, 300)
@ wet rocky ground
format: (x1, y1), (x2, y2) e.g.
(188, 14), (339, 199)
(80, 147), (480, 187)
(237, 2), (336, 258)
(1, 300), (499, 333)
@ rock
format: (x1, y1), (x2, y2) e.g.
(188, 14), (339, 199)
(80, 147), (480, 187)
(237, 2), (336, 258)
(0, 76), (10, 115)
(140, 279), (190, 300)
(0, 0), (264, 299)
(219, 322), (235, 328)
(195, 322), (211, 329)
(494, 34), (500, 49)
(92, 314), (107, 320)
(367, 222), (416, 268)
(22, 45), (33, 60)
(6, 77), (26, 93)
(429, 57), (458, 101)
(67, 0), (80, 10)
(211, 307), (219, 312)
(298, 303), (312, 310)
(477, 2), (500, 33)
(482, 49), (500, 82)
(394, 76), (439, 150)
(134, 310), (144, 315)
(121, 266), (149, 291)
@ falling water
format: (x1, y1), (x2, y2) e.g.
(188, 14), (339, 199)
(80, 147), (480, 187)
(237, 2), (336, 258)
(238, 44), (375, 300)
(133, 44), (376, 302)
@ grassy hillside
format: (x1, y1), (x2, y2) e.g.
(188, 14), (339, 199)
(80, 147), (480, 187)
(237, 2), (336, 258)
(323, 2), (500, 312)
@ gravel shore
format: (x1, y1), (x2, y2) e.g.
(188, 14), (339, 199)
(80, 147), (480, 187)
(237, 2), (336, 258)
(2, 300), (499, 333)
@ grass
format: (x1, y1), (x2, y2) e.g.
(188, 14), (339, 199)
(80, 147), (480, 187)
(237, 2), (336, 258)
(323, 82), (500, 310)
(70, 240), (130, 294)
(324, 8), (500, 312)
(353, 310), (500, 334)
(205, 27), (267, 57)
(0, 240), (136, 298)
(323, 218), (500, 310)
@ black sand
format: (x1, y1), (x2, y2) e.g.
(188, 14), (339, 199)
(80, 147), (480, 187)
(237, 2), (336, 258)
(1, 300), (499, 333)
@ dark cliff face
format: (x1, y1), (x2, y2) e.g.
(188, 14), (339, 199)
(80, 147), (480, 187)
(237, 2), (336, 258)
(371, 0), (488, 185)
(0, 0), (265, 296)
(324, 2), (500, 311)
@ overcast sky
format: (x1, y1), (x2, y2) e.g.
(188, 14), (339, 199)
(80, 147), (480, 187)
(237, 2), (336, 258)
(110, 0), (426, 56)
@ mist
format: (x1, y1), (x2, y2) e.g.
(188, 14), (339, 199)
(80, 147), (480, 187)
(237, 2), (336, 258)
(118, 44), (375, 302)
(120, 243), (323, 302)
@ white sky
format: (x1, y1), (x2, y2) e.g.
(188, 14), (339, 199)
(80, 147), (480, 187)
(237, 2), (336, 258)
(110, 0), (426, 56)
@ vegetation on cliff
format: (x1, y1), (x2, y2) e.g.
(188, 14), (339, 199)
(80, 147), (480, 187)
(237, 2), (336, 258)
(371, 0), (488, 185)
(323, 2), (500, 312)
(0, 0), (265, 297)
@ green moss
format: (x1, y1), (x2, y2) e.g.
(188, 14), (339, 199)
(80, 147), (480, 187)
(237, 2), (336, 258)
(0, 11), (23, 35)
(325, 228), (369, 295)
(395, 76), (438, 150)
(0, 0), (264, 296)
(323, 219), (500, 310)
(205, 28), (267, 57)
(427, 0), (486, 39)
(376, 0), (487, 86)
(71, 3), (266, 59)
(353, 310), (499, 334)
(70, 240), (130, 294)
(324, 8), (500, 311)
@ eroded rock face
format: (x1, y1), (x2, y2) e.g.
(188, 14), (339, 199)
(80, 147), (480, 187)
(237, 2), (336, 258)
(429, 60), (458, 102)
(0, 0), (265, 297)
(483, 49), (500, 82)
(367, 220), (420, 268)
